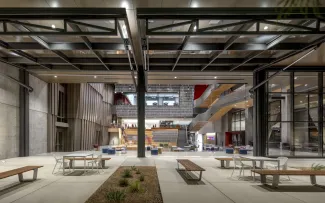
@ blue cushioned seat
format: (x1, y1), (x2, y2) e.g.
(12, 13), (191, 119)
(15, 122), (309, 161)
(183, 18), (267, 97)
(151, 149), (158, 155)
(225, 148), (234, 154)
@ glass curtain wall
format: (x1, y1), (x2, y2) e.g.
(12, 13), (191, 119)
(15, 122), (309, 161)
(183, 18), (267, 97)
(267, 72), (323, 157)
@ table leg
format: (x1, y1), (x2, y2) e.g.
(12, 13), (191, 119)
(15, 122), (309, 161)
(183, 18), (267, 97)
(278, 160), (280, 170)
(221, 160), (225, 168)
(101, 160), (105, 168)
(261, 175), (267, 184)
(260, 161), (264, 169)
(253, 161), (256, 181)
(226, 161), (230, 168)
(63, 156), (65, 175)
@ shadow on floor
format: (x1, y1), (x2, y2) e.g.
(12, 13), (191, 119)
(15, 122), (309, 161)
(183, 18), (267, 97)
(0, 181), (35, 199)
(176, 169), (206, 185)
(256, 184), (325, 192)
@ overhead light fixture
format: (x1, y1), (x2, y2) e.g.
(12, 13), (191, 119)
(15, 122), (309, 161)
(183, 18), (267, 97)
(191, 2), (199, 7)
(121, 1), (129, 9)
(304, 84), (308, 86)
(135, 76), (137, 78)
(174, 76), (177, 79)
(51, 24), (56, 29)
(246, 101), (248, 103)
(234, 105), (237, 107)
(54, 75), (57, 78)
(194, 26), (197, 31)
(264, 26), (268, 30)
(214, 76), (217, 79)
(114, 92), (117, 93)
(94, 76), (97, 79)
(294, 77), (298, 80)
(121, 92), (123, 93)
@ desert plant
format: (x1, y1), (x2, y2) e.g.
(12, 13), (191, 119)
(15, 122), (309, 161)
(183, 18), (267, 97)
(131, 165), (137, 171)
(136, 169), (141, 174)
(119, 178), (129, 187)
(122, 169), (133, 178)
(129, 180), (142, 193)
(139, 174), (145, 182)
(311, 163), (325, 171)
(106, 190), (126, 203)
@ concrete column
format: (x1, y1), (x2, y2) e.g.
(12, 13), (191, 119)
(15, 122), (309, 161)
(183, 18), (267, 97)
(19, 69), (29, 157)
(137, 67), (145, 157)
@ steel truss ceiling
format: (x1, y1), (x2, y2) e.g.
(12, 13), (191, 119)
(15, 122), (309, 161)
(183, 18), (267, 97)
(137, 8), (325, 72)
(0, 8), (137, 86)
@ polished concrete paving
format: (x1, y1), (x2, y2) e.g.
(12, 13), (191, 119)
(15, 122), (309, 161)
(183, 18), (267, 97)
(0, 151), (325, 203)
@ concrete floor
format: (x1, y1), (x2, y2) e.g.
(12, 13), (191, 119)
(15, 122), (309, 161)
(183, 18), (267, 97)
(1, 151), (325, 203)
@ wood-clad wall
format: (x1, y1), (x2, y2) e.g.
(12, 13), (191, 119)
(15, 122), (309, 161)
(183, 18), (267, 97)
(67, 83), (113, 151)
(48, 83), (59, 152)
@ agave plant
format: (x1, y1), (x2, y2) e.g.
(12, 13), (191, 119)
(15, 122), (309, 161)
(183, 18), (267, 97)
(136, 169), (141, 175)
(129, 180), (142, 193)
(311, 163), (325, 171)
(119, 178), (129, 187)
(139, 174), (145, 182)
(131, 165), (137, 171)
(106, 190), (126, 203)
(122, 169), (133, 178)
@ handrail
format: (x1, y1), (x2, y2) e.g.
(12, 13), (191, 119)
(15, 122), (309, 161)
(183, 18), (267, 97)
(189, 86), (251, 130)
(193, 84), (220, 107)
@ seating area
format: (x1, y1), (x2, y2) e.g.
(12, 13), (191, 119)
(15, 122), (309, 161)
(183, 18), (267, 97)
(0, 166), (43, 183)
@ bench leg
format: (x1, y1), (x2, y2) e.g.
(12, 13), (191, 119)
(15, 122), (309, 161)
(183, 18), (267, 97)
(310, 175), (317, 185)
(33, 168), (38, 180)
(220, 160), (225, 168)
(272, 175), (279, 188)
(261, 175), (267, 184)
(198, 171), (203, 181)
(69, 160), (73, 169)
(18, 173), (24, 182)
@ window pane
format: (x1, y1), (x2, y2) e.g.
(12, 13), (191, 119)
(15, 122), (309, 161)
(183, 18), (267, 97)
(268, 72), (290, 93)
(294, 94), (309, 122)
(268, 121), (292, 157)
(294, 122), (320, 157)
(294, 73), (318, 93)
(268, 93), (291, 121)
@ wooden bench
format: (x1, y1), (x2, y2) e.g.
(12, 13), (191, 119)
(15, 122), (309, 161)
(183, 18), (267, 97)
(215, 157), (249, 168)
(0, 166), (43, 182)
(252, 169), (325, 188)
(66, 157), (111, 168)
(176, 159), (205, 181)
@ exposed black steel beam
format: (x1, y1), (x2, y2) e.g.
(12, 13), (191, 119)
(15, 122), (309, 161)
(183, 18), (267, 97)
(0, 8), (126, 19)
(172, 22), (196, 71)
(147, 31), (322, 36)
(148, 20), (196, 32)
(4, 42), (308, 51)
(65, 19), (116, 32)
(201, 21), (254, 71)
(68, 22), (110, 71)
(0, 31), (117, 36)
(10, 22), (80, 70)
(198, 19), (256, 32)
(137, 7), (325, 20)
(117, 20), (137, 87)
(0, 39), (51, 70)
(0, 71), (33, 92)
(260, 19), (315, 31)
(230, 20), (315, 71)
(4, 20), (64, 31)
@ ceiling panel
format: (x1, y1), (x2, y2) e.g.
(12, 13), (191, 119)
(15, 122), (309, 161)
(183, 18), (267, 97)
(133, 0), (162, 7)
(45, 0), (78, 7)
(0, 0), (48, 7)
(161, 0), (190, 7)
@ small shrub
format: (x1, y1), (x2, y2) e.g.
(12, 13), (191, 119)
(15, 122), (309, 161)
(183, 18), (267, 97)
(139, 174), (145, 182)
(311, 163), (325, 171)
(136, 169), (141, 174)
(131, 165), (137, 171)
(129, 180), (142, 193)
(106, 190), (126, 203)
(119, 178), (129, 187)
(122, 169), (133, 178)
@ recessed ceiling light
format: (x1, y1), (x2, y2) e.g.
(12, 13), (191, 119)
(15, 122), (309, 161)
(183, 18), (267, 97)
(135, 76), (137, 78)
(121, 92), (123, 93)
(304, 84), (308, 86)
(246, 101), (248, 103)
(191, 2), (199, 7)
(264, 26), (268, 30)
(214, 76), (217, 79)
(174, 76), (177, 79)
(51, 24), (56, 29)
(294, 77), (298, 80)
(300, 101), (302, 103)
(54, 75), (57, 78)
(234, 105), (237, 107)
(193, 26), (197, 31)
(114, 92), (117, 93)
(94, 76), (97, 78)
